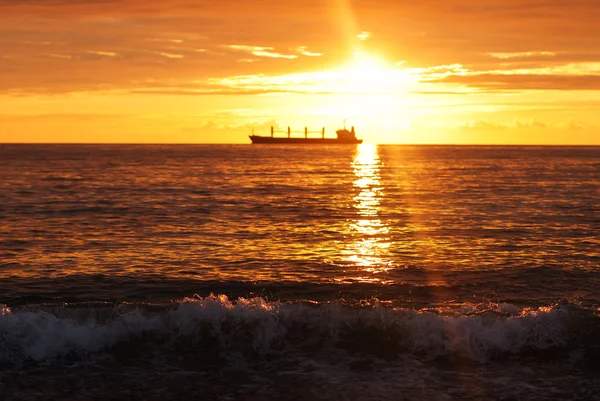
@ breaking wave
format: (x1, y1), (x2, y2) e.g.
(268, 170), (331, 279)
(1, 295), (598, 365)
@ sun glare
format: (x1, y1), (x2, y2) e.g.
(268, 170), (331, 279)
(307, 53), (419, 129)
(340, 52), (418, 94)
(344, 54), (395, 93)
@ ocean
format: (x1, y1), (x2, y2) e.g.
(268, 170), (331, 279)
(0, 144), (599, 400)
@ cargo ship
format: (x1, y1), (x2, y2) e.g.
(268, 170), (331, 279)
(249, 125), (362, 144)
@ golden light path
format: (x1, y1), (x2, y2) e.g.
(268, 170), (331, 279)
(341, 143), (394, 283)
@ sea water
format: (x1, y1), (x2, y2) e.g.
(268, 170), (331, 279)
(0, 144), (599, 399)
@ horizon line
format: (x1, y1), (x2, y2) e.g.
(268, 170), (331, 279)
(1, 143), (599, 147)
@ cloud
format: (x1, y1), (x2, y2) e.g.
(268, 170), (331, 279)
(153, 51), (184, 59)
(228, 45), (322, 59)
(49, 53), (72, 59)
(486, 51), (557, 59)
(228, 45), (297, 59)
(417, 61), (600, 90)
(1, 0), (599, 95)
(295, 46), (322, 57)
(568, 120), (585, 130)
(356, 31), (370, 41)
(87, 50), (119, 57)
(461, 119), (547, 131)
(461, 120), (509, 131)
(438, 73), (600, 90)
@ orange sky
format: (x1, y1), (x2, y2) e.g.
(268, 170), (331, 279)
(1, 0), (599, 144)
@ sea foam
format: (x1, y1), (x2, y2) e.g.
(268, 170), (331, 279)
(0, 295), (593, 364)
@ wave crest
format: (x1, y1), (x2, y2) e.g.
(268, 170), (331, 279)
(0, 295), (596, 364)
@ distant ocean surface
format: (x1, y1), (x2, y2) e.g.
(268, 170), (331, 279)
(1, 144), (599, 400)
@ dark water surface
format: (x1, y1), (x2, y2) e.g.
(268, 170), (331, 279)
(0, 144), (599, 400)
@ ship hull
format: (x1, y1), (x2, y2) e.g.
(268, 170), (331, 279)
(249, 135), (362, 144)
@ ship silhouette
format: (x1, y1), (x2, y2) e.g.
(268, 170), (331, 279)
(249, 124), (362, 144)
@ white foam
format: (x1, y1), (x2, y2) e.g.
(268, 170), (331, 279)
(0, 309), (163, 361)
(0, 295), (572, 362)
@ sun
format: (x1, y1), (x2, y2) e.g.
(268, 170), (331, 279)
(343, 53), (394, 93)
(308, 52), (419, 128)
(339, 52), (418, 94)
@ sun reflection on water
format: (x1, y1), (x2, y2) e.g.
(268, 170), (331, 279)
(341, 143), (393, 283)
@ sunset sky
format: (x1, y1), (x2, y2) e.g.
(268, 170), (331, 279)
(1, 0), (599, 144)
